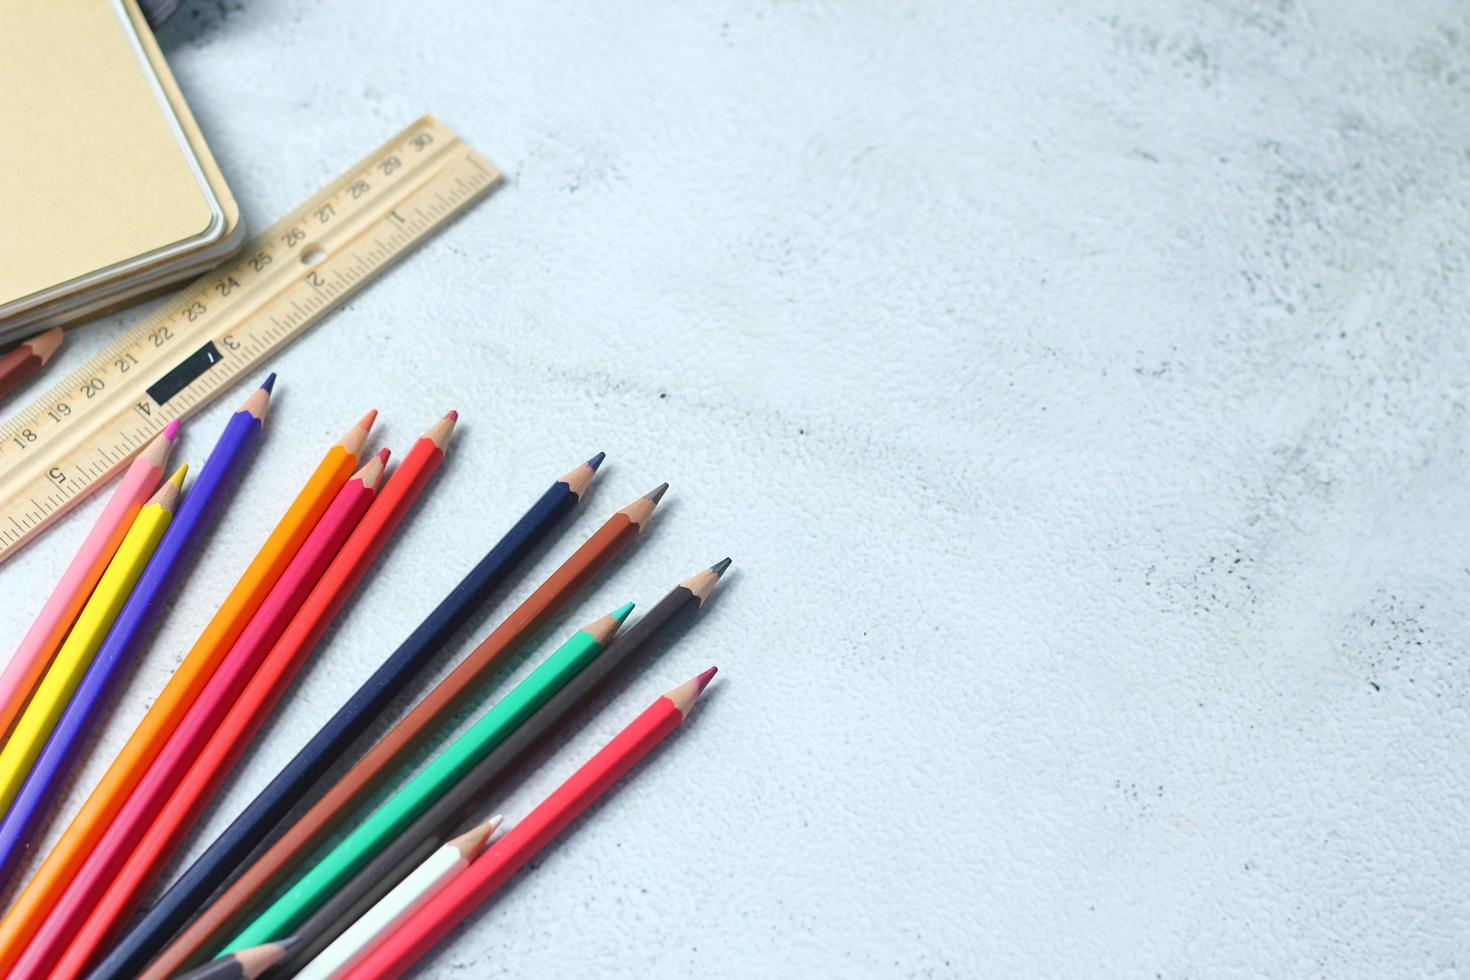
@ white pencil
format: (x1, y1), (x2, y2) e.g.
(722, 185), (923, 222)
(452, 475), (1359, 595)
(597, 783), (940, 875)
(293, 815), (503, 980)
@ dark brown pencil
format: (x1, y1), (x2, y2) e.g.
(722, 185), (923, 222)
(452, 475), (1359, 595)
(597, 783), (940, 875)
(174, 940), (294, 980)
(263, 557), (731, 976)
(0, 327), (63, 402)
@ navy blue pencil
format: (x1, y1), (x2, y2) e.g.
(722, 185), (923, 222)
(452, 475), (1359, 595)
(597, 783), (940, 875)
(0, 377), (272, 892)
(91, 454), (602, 980)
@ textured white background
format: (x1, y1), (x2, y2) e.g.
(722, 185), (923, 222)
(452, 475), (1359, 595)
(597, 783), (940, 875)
(2, 0), (1469, 976)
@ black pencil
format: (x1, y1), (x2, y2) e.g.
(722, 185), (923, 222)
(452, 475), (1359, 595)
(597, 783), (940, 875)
(174, 940), (294, 980)
(267, 558), (731, 976)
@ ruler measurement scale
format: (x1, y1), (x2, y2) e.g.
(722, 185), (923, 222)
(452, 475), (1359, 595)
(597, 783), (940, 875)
(0, 117), (499, 563)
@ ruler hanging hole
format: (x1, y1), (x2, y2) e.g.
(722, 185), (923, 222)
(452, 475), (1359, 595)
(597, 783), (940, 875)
(300, 245), (327, 266)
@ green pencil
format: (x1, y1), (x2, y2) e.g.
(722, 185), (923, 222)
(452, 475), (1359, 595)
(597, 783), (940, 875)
(218, 602), (633, 954)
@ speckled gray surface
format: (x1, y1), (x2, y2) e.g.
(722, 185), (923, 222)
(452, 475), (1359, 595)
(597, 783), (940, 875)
(1, 0), (1468, 975)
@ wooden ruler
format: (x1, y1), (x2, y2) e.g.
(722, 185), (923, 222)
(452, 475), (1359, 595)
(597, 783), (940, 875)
(0, 115), (500, 565)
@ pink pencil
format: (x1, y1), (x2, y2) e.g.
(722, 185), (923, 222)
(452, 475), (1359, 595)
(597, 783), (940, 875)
(18, 451), (389, 980)
(0, 421), (180, 742)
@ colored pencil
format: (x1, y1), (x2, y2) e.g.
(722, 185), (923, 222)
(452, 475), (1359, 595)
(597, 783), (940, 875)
(19, 451), (382, 980)
(0, 419), (177, 748)
(294, 816), (502, 980)
(0, 380), (274, 892)
(225, 604), (631, 952)
(342, 668), (719, 979)
(174, 940), (295, 980)
(15, 448), (381, 974)
(37, 415), (451, 980)
(0, 410), (373, 975)
(0, 467), (184, 818)
(109, 454), (600, 980)
(131, 479), (662, 980)
(269, 559), (730, 976)
(0, 326), (63, 401)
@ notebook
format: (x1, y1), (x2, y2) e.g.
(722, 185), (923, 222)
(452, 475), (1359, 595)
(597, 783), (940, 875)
(0, 0), (242, 343)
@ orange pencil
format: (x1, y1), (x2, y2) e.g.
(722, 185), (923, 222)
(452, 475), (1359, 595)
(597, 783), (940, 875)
(0, 410), (375, 976)
(37, 414), (453, 980)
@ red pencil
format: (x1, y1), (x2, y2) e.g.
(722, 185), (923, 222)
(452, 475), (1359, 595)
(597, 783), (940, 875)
(0, 327), (63, 402)
(12, 450), (386, 979)
(343, 667), (718, 979)
(46, 415), (453, 979)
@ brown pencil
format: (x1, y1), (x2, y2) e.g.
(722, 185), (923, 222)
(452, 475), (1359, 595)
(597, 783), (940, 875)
(0, 327), (62, 402)
(139, 483), (668, 978)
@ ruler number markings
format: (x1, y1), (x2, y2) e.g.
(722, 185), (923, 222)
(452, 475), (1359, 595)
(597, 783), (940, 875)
(0, 120), (497, 564)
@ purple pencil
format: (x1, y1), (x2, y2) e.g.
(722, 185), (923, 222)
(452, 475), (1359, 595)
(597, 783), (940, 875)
(0, 377), (274, 890)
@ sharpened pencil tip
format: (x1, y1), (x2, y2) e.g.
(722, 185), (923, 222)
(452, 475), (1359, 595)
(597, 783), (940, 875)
(424, 411), (458, 449)
(618, 482), (668, 527)
(355, 450), (390, 490)
(26, 326), (65, 363)
(562, 453), (604, 497)
(451, 815), (505, 859)
(376, 447), (391, 462)
(584, 605), (631, 645)
(711, 557), (732, 577)
(260, 372), (276, 393)
(149, 464), (188, 509)
(666, 666), (718, 716)
(163, 418), (182, 441)
(340, 410), (378, 456)
(234, 938), (293, 977)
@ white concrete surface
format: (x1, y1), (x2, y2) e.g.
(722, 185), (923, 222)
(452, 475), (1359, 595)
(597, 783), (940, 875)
(2, 0), (1468, 975)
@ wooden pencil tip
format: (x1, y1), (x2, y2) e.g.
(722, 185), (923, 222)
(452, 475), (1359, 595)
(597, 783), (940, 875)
(618, 483), (668, 528)
(27, 326), (64, 363)
(355, 450), (389, 489)
(148, 464), (188, 509)
(683, 558), (732, 604)
(260, 372), (277, 393)
(237, 939), (293, 978)
(560, 453), (604, 498)
(450, 814), (505, 858)
(423, 411), (458, 449)
(665, 666), (718, 717)
(584, 603), (634, 645)
(240, 382), (272, 420)
(340, 410), (378, 456)
(141, 421), (181, 467)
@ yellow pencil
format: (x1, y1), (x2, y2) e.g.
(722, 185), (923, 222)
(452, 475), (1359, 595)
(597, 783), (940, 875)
(0, 466), (185, 816)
